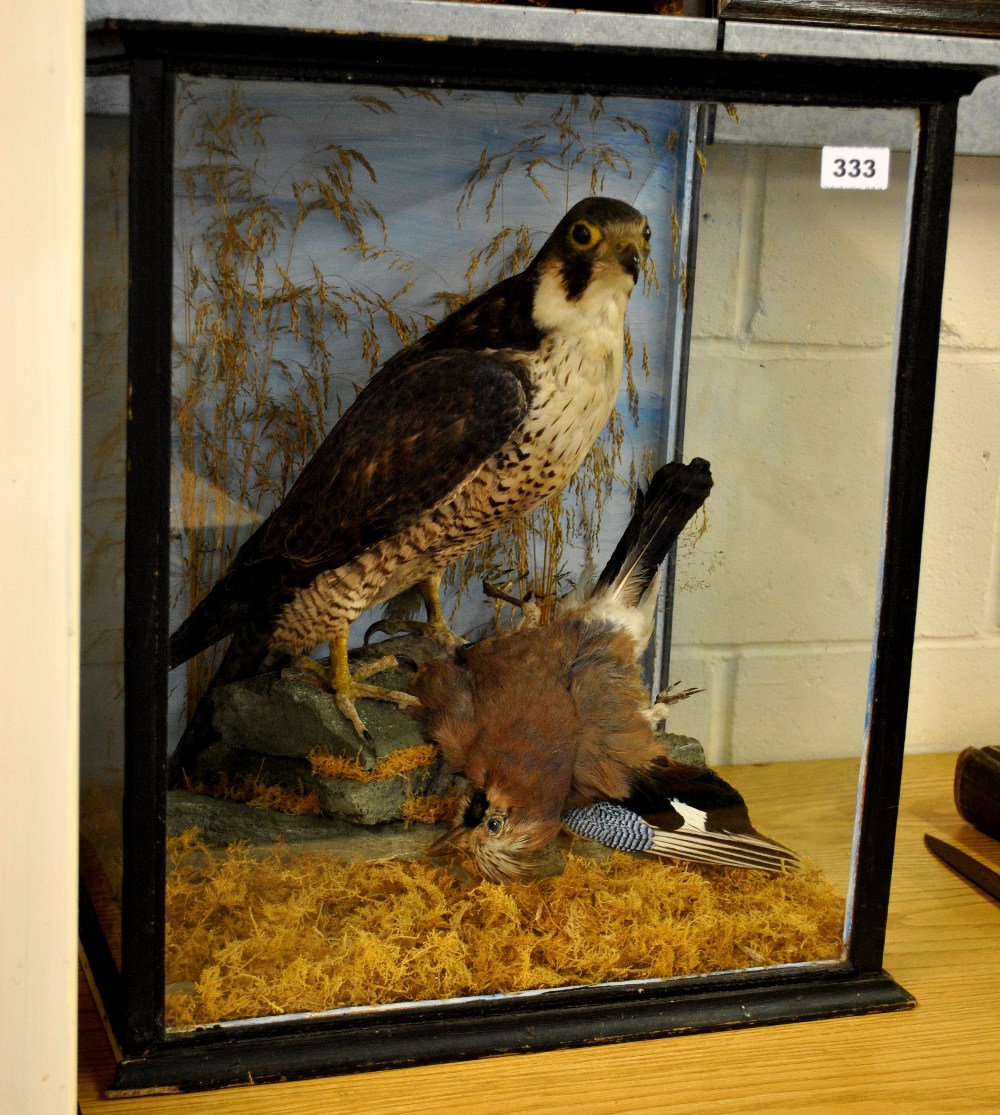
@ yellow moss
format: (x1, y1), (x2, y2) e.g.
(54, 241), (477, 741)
(307, 743), (438, 782)
(164, 832), (845, 1029)
(377, 744), (440, 779)
(186, 772), (323, 816)
(304, 751), (369, 780)
(400, 795), (459, 826)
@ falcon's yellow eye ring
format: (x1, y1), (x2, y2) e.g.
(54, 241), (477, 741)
(571, 220), (601, 249)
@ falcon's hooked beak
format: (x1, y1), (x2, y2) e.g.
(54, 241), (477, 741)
(616, 238), (645, 284)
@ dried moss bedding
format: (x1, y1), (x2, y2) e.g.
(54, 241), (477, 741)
(165, 832), (843, 1029)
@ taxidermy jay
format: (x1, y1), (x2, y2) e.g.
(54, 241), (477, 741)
(411, 458), (800, 883)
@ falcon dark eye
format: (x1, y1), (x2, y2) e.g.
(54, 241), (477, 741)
(571, 222), (593, 247)
(642, 224), (652, 243)
(486, 817), (502, 835)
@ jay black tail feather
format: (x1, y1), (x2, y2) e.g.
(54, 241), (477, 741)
(592, 457), (713, 611)
(562, 459), (798, 874)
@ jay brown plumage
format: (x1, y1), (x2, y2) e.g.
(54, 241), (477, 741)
(411, 458), (800, 882)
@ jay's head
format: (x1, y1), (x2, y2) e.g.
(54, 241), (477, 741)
(410, 652), (577, 883)
(431, 781), (562, 884)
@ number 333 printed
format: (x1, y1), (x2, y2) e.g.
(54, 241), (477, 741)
(821, 146), (890, 190)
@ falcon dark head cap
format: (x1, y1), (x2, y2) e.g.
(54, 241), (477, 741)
(535, 196), (651, 301)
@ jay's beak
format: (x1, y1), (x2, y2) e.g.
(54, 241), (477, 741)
(427, 823), (467, 856)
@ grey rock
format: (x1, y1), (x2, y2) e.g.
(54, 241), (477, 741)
(167, 788), (342, 845)
(317, 776), (410, 826)
(658, 731), (706, 767)
(188, 742), (323, 798)
(166, 788), (448, 864)
(189, 635), (452, 828)
(210, 671), (379, 766)
(316, 753), (461, 827)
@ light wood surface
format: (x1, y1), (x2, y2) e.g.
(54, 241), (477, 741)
(78, 751), (1000, 1113)
(3, 5), (84, 1114)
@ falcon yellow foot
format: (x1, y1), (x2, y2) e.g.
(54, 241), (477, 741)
(290, 637), (419, 741)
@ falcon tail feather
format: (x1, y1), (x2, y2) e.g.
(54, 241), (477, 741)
(170, 587), (231, 669)
(592, 458), (713, 611)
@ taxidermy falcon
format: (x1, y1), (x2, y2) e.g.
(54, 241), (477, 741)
(169, 196), (651, 778)
(412, 458), (801, 883)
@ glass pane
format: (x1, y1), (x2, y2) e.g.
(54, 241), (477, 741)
(81, 74), (130, 969)
(163, 79), (916, 1031)
(670, 103), (919, 906)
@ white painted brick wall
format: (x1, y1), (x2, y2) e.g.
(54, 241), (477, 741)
(667, 144), (1000, 764)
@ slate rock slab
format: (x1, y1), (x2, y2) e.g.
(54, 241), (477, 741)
(189, 635), (457, 826)
(658, 730), (705, 767)
(167, 788), (344, 846)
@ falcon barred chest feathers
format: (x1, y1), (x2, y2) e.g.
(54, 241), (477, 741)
(169, 197), (652, 776)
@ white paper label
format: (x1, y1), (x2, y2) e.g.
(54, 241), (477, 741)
(820, 146), (890, 190)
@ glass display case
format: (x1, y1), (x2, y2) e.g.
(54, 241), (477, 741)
(81, 1), (992, 1093)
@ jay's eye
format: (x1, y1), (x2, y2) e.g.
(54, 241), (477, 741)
(486, 817), (502, 835)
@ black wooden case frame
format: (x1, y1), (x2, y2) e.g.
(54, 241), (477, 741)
(718, 0), (1000, 40)
(82, 15), (991, 1095)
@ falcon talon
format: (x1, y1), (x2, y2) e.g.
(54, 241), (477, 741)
(344, 680), (420, 708)
(362, 618), (465, 649)
(332, 685), (413, 741)
(352, 654), (403, 684)
(283, 655), (330, 686)
(362, 620), (395, 646)
(168, 197), (651, 773)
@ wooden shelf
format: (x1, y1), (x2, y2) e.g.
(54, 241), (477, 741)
(78, 751), (1000, 1113)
